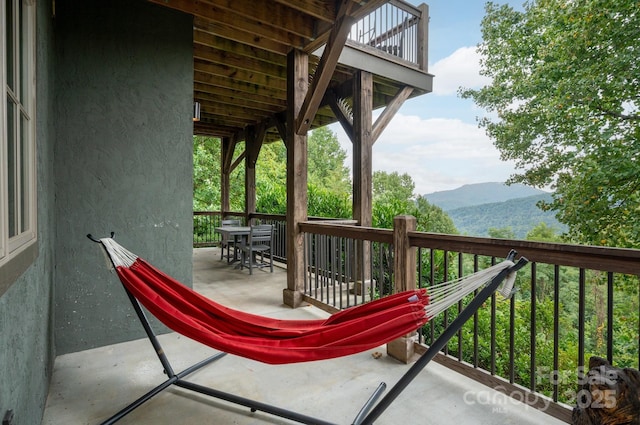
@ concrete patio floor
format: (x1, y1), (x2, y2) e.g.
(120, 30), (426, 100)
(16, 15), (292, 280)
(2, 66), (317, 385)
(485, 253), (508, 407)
(42, 248), (568, 424)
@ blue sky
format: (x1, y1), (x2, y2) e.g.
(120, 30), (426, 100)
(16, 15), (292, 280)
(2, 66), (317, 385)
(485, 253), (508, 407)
(332, 1), (522, 195)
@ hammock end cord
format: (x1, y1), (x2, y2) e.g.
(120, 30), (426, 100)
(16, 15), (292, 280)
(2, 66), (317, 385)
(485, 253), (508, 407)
(87, 232), (138, 269)
(499, 251), (529, 300)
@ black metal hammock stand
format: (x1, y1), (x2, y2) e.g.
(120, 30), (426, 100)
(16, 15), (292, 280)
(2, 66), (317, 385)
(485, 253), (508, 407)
(87, 233), (528, 425)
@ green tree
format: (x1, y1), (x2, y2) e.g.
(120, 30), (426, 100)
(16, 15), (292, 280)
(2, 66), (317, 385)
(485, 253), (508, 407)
(373, 170), (415, 204)
(308, 127), (351, 196)
(254, 128), (352, 216)
(526, 222), (562, 243)
(460, 0), (640, 248)
(193, 136), (245, 212)
(488, 226), (516, 240)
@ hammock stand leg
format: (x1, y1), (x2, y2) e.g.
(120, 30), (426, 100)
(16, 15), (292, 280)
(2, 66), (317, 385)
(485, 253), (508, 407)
(99, 290), (227, 425)
(355, 256), (528, 425)
(102, 287), (342, 425)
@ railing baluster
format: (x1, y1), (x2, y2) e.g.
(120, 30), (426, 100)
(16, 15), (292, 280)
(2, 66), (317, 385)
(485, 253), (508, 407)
(457, 252), (463, 361)
(607, 271), (614, 363)
(530, 262), (537, 392)
(490, 257), (496, 376)
(443, 251), (449, 356)
(578, 268), (586, 369)
(553, 265), (560, 402)
(509, 279), (515, 384)
(473, 255), (479, 368)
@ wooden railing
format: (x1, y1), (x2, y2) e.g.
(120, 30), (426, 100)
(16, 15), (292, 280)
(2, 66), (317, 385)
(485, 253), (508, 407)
(298, 219), (640, 423)
(193, 211), (640, 423)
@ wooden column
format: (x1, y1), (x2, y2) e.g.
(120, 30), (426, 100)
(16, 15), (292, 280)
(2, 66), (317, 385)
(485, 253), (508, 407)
(283, 49), (308, 308)
(245, 124), (265, 225)
(352, 70), (373, 227)
(220, 137), (232, 217)
(387, 215), (418, 363)
(352, 71), (373, 292)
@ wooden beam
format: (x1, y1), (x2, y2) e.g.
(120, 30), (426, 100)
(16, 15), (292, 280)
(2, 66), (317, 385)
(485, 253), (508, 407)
(193, 30), (286, 66)
(230, 151), (246, 173)
(196, 0), (317, 40)
(194, 17), (290, 55)
(194, 72), (285, 100)
(295, 0), (355, 135)
(274, 112), (287, 146)
(326, 90), (354, 142)
(371, 85), (413, 144)
(195, 60), (287, 90)
(195, 84), (285, 109)
(193, 44), (287, 80)
(272, 0), (335, 22)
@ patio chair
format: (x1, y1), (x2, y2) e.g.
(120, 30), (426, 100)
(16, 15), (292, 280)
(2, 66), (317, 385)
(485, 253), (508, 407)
(87, 234), (527, 425)
(240, 224), (273, 274)
(220, 219), (241, 262)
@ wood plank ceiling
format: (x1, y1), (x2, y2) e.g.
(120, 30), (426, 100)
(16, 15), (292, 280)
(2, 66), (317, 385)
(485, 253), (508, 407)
(149, 0), (426, 143)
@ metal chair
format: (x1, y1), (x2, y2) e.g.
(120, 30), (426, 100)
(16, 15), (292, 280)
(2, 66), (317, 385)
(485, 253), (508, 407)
(220, 219), (241, 262)
(240, 224), (273, 274)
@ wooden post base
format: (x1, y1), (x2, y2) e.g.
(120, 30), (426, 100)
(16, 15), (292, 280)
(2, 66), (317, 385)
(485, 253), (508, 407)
(283, 288), (304, 308)
(386, 335), (419, 364)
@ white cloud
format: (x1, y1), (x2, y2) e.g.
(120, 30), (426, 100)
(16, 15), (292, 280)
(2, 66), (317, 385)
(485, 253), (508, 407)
(430, 46), (491, 96)
(331, 113), (517, 195)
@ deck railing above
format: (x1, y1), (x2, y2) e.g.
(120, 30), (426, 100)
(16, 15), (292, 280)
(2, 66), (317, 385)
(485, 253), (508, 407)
(349, 1), (428, 70)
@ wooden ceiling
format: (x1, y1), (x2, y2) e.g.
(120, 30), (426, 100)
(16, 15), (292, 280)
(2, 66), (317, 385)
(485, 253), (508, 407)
(149, 0), (431, 142)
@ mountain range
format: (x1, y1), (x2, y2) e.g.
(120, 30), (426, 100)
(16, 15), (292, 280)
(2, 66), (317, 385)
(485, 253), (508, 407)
(422, 183), (566, 238)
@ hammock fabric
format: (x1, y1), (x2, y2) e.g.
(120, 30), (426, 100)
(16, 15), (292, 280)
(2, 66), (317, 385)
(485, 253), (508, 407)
(101, 238), (430, 364)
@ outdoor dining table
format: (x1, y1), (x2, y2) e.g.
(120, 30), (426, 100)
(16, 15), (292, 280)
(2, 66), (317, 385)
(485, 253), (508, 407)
(214, 226), (251, 265)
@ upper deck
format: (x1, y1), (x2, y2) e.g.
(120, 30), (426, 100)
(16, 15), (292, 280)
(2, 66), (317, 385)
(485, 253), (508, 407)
(149, 0), (433, 142)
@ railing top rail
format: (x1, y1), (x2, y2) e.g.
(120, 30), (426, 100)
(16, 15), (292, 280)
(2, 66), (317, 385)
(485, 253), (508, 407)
(409, 231), (640, 275)
(299, 221), (393, 244)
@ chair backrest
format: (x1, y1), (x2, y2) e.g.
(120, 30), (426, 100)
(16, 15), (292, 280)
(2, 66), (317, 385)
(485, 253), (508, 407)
(248, 224), (273, 246)
(221, 219), (241, 227)
(220, 219), (241, 243)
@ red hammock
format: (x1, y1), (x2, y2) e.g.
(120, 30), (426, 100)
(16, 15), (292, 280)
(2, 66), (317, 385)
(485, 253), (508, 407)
(105, 239), (429, 364)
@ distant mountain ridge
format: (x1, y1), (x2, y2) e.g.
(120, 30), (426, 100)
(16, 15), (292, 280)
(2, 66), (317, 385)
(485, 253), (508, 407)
(423, 182), (548, 211)
(422, 183), (565, 238)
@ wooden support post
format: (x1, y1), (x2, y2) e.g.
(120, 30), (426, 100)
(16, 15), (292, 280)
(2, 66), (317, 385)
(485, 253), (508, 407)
(283, 49), (308, 308)
(387, 215), (418, 363)
(352, 71), (373, 227)
(417, 4), (429, 72)
(352, 71), (373, 288)
(220, 137), (232, 217)
(245, 124), (265, 225)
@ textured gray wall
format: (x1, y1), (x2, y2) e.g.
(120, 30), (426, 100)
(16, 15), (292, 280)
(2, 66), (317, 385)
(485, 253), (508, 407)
(53, 0), (194, 354)
(0, 1), (56, 423)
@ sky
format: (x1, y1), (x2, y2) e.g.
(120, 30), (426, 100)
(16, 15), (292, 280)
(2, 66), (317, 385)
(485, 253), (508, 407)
(331, 0), (522, 196)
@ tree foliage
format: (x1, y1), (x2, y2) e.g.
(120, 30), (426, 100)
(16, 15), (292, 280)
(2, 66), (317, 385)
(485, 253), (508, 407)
(460, 0), (640, 248)
(373, 170), (415, 204)
(307, 127), (351, 196)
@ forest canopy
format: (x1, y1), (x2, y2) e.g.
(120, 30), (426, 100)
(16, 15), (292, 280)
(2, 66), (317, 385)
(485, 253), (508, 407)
(460, 0), (640, 248)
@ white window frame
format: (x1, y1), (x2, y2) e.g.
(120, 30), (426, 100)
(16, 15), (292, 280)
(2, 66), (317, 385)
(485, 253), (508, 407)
(1, 0), (37, 271)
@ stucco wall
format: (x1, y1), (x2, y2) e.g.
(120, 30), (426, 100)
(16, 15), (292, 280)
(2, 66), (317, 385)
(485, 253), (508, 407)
(53, 0), (194, 354)
(0, 1), (56, 423)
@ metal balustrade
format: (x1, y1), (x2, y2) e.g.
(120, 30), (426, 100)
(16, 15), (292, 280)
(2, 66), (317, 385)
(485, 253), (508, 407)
(349, 0), (426, 68)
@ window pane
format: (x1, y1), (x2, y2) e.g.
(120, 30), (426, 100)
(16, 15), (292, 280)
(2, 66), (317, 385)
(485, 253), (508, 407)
(7, 99), (17, 237)
(19, 0), (27, 107)
(20, 112), (29, 233)
(6, 0), (15, 91)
